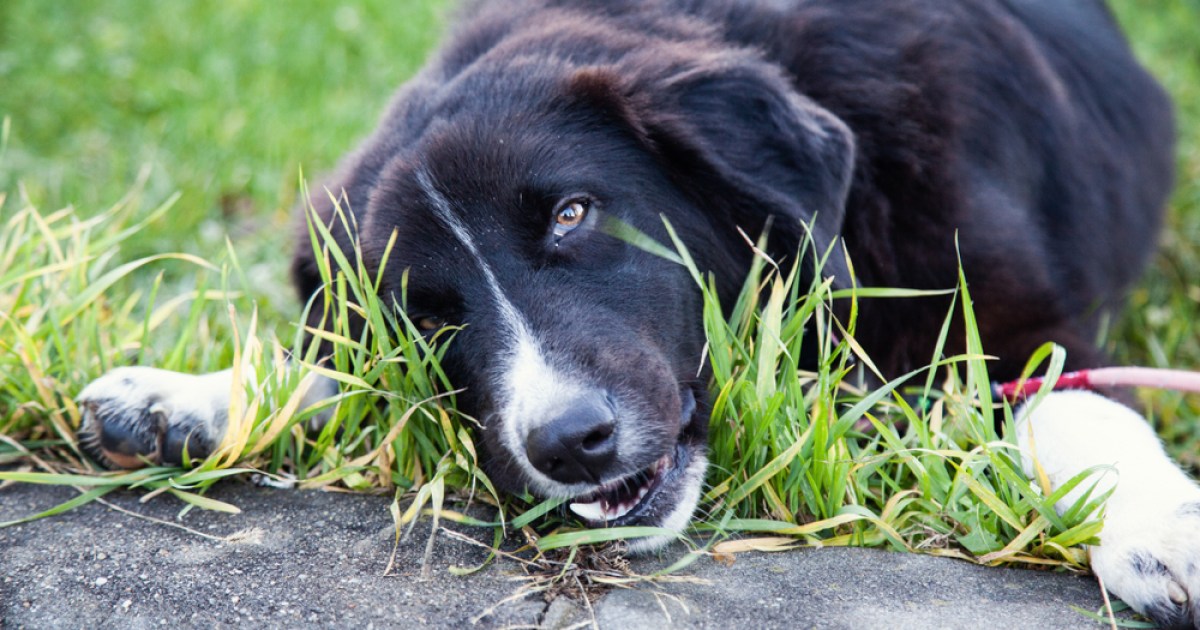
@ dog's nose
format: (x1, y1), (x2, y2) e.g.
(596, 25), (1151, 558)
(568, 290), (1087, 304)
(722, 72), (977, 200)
(526, 394), (617, 485)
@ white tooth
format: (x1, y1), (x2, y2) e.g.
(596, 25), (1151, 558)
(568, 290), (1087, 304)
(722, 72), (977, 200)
(569, 501), (606, 522)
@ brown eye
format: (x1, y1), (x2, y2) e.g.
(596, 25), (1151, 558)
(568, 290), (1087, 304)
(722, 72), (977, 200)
(416, 315), (445, 332)
(556, 200), (589, 230)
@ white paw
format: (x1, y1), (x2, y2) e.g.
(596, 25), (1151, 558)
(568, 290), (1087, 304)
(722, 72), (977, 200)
(1016, 391), (1200, 627)
(1092, 494), (1200, 628)
(77, 366), (232, 469)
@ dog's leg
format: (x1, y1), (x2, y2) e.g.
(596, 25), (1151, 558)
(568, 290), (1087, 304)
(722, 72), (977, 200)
(77, 365), (337, 469)
(1016, 391), (1200, 627)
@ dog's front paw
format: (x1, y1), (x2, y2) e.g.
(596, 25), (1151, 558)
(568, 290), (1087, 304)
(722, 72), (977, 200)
(1093, 496), (1200, 628)
(77, 366), (232, 469)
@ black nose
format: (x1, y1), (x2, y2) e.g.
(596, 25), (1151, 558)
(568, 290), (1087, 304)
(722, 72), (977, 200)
(525, 394), (617, 484)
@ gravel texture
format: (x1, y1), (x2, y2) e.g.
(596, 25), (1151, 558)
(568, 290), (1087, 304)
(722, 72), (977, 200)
(0, 482), (1128, 629)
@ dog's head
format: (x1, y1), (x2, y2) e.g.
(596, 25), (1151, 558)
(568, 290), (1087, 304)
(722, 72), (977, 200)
(311, 10), (854, 550)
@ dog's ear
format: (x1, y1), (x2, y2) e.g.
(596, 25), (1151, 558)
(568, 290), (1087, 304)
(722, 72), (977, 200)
(640, 57), (856, 283)
(566, 67), (656, 145)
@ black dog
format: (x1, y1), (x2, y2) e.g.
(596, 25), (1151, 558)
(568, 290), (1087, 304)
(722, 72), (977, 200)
(80, 1), (1200, 624)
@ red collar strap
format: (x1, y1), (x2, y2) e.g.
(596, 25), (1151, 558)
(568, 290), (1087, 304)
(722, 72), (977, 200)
(995, 367), (1200, 403)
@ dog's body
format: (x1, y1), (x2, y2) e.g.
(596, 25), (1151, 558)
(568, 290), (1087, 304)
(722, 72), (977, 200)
(299, 0), (1176, 382)
(77, 1), (1200, 625)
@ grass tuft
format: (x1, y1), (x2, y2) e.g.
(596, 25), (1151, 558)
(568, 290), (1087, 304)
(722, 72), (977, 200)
(0, 190), (1110, 572)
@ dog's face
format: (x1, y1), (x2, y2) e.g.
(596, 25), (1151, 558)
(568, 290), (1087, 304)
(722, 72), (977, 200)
(364, 73), (715, 543)
(336, 22), (855, 547)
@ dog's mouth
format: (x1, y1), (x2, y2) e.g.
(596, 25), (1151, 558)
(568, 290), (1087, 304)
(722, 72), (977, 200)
(568, 449), (679, 523)
(566, 386), (701, 528)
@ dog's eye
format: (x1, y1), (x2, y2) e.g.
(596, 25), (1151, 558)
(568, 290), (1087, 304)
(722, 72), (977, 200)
(416, 315), (446, 333)
(553, 198), (590, 240)
(557, 201), (588, 227)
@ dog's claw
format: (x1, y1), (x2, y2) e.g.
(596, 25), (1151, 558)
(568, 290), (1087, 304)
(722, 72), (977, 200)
(76, 367), (230, 469)
(1092, 502), (1200, 629)
(82, 398), (164, 467)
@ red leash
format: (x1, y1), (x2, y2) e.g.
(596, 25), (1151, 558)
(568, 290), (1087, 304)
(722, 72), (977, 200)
(995, 367), (1200, 403)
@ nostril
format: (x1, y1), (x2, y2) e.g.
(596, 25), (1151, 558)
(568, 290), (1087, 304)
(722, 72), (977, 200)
(582, 424), (614, 451)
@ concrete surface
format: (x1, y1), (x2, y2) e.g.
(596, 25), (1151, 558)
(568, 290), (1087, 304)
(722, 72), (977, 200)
(0, 482), (1134, 629)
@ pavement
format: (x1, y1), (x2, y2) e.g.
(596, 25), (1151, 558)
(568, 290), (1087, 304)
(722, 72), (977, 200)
(0, 482), (1137, 629)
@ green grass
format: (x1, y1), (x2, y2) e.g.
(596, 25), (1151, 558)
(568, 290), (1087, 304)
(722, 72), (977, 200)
(2, 0), (1198, 576)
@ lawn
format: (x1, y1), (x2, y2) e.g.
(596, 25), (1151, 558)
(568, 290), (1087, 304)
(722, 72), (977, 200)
(2, 0), (1199, 574)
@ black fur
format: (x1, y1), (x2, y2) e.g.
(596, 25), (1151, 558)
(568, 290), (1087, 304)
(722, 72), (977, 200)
(290, 0), (1174, 528)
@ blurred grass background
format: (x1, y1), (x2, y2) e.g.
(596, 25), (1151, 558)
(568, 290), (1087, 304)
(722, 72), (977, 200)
(1106, 0), (1200, 466)
(0, 0), (447, 322)
(1, 0), (1198, 456)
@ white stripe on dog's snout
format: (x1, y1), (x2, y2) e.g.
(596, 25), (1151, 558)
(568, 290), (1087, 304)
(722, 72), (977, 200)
(501, 335), (588, 496)
(418, 171), (586, 495)
(417, 170), (525, 336)
(506, 333), (585, 434)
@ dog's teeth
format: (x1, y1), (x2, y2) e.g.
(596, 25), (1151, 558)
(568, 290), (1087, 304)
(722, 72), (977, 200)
(569, 501), (606, 522)
(572, 460), (667, 524)
(571, 497), (640, 522)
